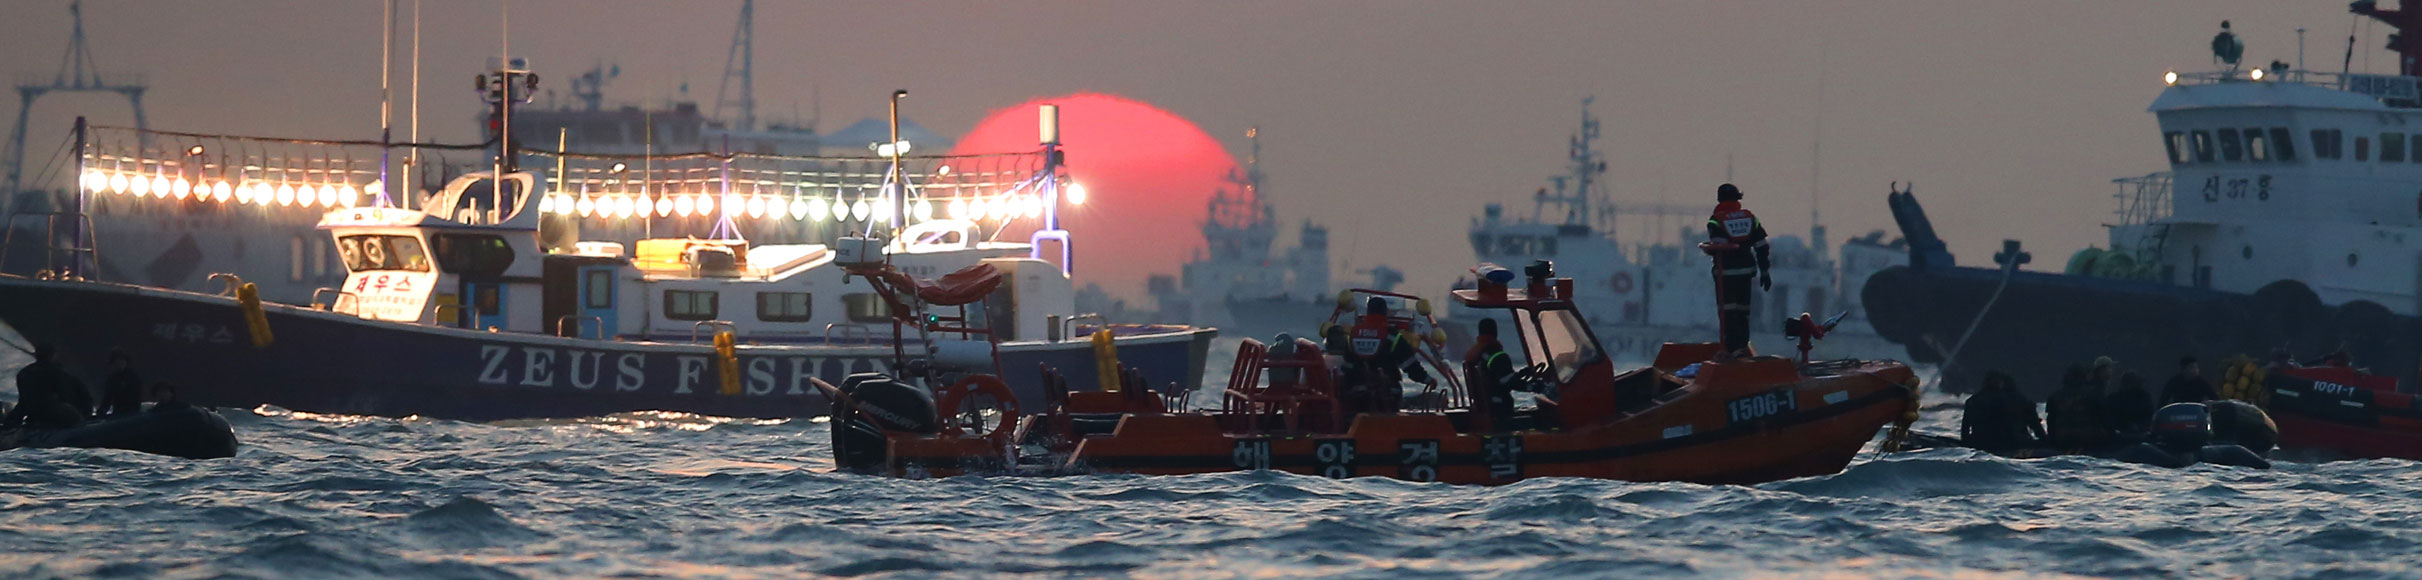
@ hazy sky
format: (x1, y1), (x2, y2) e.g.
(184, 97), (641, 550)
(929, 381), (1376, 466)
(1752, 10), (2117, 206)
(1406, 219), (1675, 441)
(0, 1), (2386, 298)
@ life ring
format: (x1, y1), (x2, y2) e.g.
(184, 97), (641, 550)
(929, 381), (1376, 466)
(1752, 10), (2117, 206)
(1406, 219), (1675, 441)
(935, 375), (1020, 438)
(1610, 272), (1635, 294)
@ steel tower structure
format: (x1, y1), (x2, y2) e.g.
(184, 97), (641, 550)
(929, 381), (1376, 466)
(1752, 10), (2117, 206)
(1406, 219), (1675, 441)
(6, 1), (149, 196)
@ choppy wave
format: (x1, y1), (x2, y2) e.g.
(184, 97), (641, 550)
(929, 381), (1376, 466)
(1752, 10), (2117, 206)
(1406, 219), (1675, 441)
(0, 395), (2415, 578)
(3, 337), (2421, 577)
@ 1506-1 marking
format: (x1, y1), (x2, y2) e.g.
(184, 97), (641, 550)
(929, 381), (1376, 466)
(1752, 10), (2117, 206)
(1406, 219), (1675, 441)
(1726, 387), (1797, 425)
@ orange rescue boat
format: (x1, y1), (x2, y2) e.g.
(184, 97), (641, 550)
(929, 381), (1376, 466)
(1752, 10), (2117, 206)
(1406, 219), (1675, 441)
(841, 261), (1921, 485)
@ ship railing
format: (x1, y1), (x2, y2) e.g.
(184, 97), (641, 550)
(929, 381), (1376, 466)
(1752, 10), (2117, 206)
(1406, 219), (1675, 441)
(0, 211), (99, 281)
(2172, 69), (2421, 103)
(1061, 313), (1106, 342)
(310, 288), (359, 315)
(207, 273), (246, 296)
(823, 323), (876, 344)
(2109, 172), (2173, 227)
(555, 315), (606, 340)
(431, 303), (462, 328)
(690, 320), (737, 343)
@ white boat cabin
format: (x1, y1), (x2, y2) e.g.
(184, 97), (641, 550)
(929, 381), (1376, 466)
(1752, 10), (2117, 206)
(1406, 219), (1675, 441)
(314, 171), (1075, 343)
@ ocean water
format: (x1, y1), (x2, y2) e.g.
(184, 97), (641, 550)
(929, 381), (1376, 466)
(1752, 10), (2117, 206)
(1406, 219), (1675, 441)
(3, 337), (2420, 578)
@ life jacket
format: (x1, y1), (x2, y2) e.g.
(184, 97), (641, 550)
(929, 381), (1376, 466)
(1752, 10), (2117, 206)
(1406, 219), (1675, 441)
(1709, 201), (1758, 241)
(1350, 314), (1390, 358)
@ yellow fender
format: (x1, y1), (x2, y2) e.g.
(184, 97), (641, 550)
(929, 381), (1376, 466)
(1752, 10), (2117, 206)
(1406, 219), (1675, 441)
(1091, 328), (1120, 392)
(237, 283), (273, 348)
(714, 331), (742, 396)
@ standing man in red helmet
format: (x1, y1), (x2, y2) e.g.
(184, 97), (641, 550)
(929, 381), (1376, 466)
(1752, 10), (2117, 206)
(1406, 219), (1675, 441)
(1704, 183), (1771, 358)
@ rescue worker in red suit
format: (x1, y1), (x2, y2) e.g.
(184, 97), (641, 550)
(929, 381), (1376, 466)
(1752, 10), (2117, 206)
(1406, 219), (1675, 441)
(1343, 296), (1433, 416)
(1705, 183), (1772, 358)
(1464, 318), (1520, 432)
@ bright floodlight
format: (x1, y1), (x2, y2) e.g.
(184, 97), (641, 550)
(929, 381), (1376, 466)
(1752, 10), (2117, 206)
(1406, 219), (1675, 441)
(1020, 195), (1043, 219)
(674, 194), (696, 217)
(108, 172), (128, 194)
(339, 184), (359, 206)
(186, 145), (206, 156)
(697, 194), (716, 216)
(320, 184), (341, 207)
(2164, 71), (2179, 85)
(655, 196), (674, 217)
(609, 162), (628, 174)
(1068, 182), (1088, 205)
(538, 195), (556, 214)
(129, 174), (151, 197)
(615, 196), (636, 219)
(806, 197), (830, 221)
(81, 169), (105, 192)
(276, 184), (296, 206)
(576, 196), (596, 217)
(789, 198), (810, 220)
(913, 199), (934, 222)
(948, 198), (969, 220)
(151, 176), (171, 198)
(2250, 68), (2265, 81)
(829, 198), (848, 222)
(171, 178), (192, 199)
(746, 195), (767, 219)
(212, 181), (233, 202)
(850, 199), (871, 221)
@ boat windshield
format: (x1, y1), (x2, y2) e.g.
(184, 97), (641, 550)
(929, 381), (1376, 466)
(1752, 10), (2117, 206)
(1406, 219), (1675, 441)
(1520, 308), (1603, 383)
(337, 234), (431, 273)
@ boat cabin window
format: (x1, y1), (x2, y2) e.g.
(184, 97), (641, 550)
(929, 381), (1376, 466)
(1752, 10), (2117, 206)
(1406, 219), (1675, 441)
(1517, 308), (1604, 384)
(2217, 128), (2244, 161)
(432, 234), (514, 278)
(584, 270), (612, 308)
(2163, 132), (2188, 165)
(664, 290), (719, 321)
(2243, 128), (2270, 162)
(336, 234), (431, 273)
(2269, 127), (2297, 161)
(2356, 136), (2371, 161)
(1496, 236), (1533, 256)
(2190, 131), (2215, 162)
(843, 293), (894, 323)
(2311, 129), (2342, 159)
(2384, 133), (2408, 163)
(757, 292), (813, 322)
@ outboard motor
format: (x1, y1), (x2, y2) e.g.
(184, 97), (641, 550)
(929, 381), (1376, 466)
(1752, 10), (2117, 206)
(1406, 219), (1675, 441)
(2120, 402), (2272, 469)
(2150, 402), (2212, 453)
(830, 372), (939, 473)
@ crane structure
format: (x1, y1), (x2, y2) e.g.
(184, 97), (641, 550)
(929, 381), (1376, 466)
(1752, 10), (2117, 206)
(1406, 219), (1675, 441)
(713, 0), (755, 132)
(6, 0), (150, 196)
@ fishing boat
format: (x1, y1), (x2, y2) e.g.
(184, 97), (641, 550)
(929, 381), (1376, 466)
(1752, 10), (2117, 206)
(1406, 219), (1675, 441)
(833, 260), (1921, 485)
(0, 65), (1214, 422)
(1864, 6), (2422, 398)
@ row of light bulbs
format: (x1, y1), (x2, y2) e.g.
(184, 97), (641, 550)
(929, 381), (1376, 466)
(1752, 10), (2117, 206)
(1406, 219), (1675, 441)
(80, 169), (377, 209)
(537, 192), (1053, 223)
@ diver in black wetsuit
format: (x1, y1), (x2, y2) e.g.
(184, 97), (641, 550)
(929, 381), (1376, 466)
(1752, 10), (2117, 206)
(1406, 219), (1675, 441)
(4, 345), (83, 429)
(2045, 364), (2108, 452)
(2106, 371), (2157, 437)
(1961, 371), (2044, 452)
(2160, 356), (2217, 406)
(98, 349), (144, 418)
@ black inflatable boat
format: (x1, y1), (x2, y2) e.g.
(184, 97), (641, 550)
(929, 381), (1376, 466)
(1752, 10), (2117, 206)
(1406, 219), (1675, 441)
(1, 405), (239, 459)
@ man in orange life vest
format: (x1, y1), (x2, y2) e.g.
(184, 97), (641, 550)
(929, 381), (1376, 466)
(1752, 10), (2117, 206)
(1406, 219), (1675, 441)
(1344, 296), (1433, 414)
(1704, 183), (1771, 358)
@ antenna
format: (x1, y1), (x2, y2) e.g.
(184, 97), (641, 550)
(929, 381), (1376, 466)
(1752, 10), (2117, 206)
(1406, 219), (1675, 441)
(5, 0), (149, 196)
(714, 0), (756, 132)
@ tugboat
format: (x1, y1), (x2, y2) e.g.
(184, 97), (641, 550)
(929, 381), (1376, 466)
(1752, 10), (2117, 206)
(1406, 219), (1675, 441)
(1865, 6), (2422, 397)
(0, 65), (1214, 422)
(835, 260), (1921, 485)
